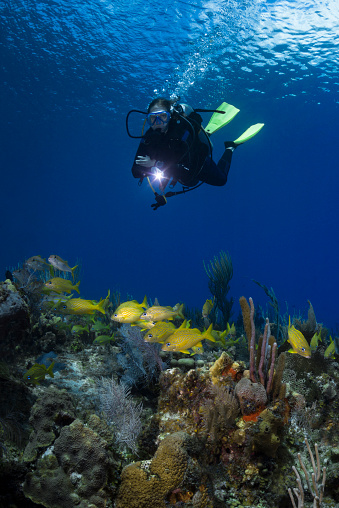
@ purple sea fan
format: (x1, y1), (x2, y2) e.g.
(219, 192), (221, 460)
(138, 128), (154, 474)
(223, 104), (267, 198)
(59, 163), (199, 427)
(98, 376), (143, 454)
(117, 324), (165, 386)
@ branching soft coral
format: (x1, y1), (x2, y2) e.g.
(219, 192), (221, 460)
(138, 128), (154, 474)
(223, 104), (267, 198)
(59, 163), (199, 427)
(98, 376), (143, 453)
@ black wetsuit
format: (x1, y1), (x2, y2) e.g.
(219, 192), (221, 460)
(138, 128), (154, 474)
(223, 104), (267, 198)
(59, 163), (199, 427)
(131, 110), (234, 188)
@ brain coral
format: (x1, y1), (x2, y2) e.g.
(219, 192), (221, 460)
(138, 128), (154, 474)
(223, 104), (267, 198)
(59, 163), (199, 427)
(116, 432), (190, 508)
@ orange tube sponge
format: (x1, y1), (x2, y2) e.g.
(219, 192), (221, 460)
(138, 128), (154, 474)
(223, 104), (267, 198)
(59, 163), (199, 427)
(239, 296), (251, 349)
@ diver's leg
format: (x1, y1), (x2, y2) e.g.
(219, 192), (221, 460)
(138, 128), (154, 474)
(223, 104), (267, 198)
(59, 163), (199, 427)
(199, 157), (227, 186)
(216, 141), (237, 183)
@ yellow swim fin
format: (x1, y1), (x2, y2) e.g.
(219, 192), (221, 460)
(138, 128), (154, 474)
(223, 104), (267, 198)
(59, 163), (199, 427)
(234, 123), (264, 144)
(204, 102), (240, 135)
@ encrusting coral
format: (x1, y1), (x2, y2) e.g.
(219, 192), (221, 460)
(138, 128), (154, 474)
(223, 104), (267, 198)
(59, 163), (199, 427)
(23, 417), (113, 508)
(23, 386), (76, 462)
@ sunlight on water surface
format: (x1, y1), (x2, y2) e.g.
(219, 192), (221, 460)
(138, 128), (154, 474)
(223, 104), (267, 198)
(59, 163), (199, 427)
(1, 0), (338, 117)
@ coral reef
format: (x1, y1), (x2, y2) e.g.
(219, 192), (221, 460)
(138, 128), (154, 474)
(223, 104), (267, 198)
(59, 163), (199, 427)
(209, 351), (243, 385)
(116, 432), (212, 508)
(1, 270), (339, 508)
(98, 376), (143, 453)
(23, 386), (76, 462)
(0, 280), (30, 332)
(201, 384), (240, 442)
(116, 324), (164, 386)
(235, 377), (267, 418)
(0, 280), (31, 360)
(23, 418), (113, 508)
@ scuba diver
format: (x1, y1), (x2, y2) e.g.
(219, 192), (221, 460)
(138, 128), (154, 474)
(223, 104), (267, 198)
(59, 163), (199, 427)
(127, 96), (264, 210)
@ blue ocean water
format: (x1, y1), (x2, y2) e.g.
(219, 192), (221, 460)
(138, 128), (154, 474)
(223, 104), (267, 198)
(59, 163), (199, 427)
(1, 0), (338, 330)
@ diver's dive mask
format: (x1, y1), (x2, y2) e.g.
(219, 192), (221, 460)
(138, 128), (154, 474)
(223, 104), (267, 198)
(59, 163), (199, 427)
(146, 110), (171, 126)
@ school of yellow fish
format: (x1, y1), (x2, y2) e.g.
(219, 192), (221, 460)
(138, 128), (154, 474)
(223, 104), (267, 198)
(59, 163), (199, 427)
(22, 255), (338, 358)
(110, 296), (217, 354)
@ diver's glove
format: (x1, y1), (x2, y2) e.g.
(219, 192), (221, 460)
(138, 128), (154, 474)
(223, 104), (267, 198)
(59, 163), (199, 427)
(151, 193), (167, 211)
(136, 155), (156, 167)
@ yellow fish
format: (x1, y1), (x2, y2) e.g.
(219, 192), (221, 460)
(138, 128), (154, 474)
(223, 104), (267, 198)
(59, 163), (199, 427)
(162, 323), (215, 354)
(111, 306), (143, 323)
(202, 297), (215, 318)
(211, 323), (235, 343)
(131, 320), (156, 330)
(140, 303), (184, 322)
(115, 295), (148, 312)
(23, 362), (55, 385)
(144, 321), (177, 343)
(226, 322), (236, 336)
(61, 298), (106, 315)
(111, 296), (148, 324)
(93, 335), (115, 345)
(212, 329), (228, 342)
(287, 316), (311, 358)
(324, 336), (336, 359)
(310, 330), (322, 352)
(44, 277), (80, 294)
(190, 344), (204, 356)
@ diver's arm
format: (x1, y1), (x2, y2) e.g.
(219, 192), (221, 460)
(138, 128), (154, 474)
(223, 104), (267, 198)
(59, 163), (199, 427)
(131, 142), (154, 179)
(188, 111), (203, 130)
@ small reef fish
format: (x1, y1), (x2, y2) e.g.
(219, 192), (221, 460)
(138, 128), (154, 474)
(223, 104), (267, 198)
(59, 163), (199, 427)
(45, 277), (80, 294)
(93, 335), (115, 345)
(162, 322), (215, 354)
(132, 320), (156, 330)
(211, 323), (236, 343)
(310, 330), (322, 352)
(190, 344), (204, 356)
(212, 329), (228, 342)
(111, 306), (143, 323)
(48, 255), (78, 279)
(324, 336), (336, 359)
(144, 321), (177, 343)
(287, 316), (311, 358)
(91, 321), (111, 333)
(23, 362), (55, 385)
(114, 295), (148, 312)
(71, 324), (89, 335)
(61, 298), (106, 315)
(202, 297), (215, 318)
(41, 293), (73, 310)
(140, 303), (184, 322)
(111, 296), (148, 323)
(226, 322), (236, 336)
(25, 256), (49, 271)
(42, 293), (73, 303)
(172, 302), (183, 312)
